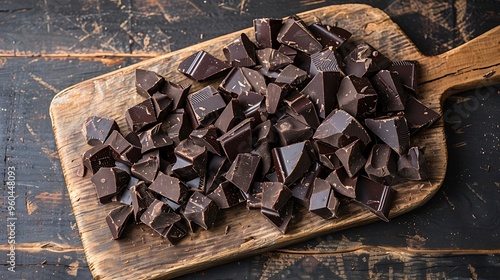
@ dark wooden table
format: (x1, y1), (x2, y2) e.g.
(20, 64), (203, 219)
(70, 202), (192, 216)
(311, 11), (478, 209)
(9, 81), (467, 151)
(1, 1), (499, 279)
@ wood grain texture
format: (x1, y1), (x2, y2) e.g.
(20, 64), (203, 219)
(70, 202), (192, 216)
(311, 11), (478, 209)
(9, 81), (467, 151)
(48, 4), (499, 280)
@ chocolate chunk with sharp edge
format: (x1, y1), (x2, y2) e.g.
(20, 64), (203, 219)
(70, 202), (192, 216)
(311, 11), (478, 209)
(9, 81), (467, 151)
(261, 200), (294, 234)
(241, 68), (267, 95)
(238, 91), (265, 122)
(125, 132), (141, 147)
(397, 146), (428, 180)
(277, 17), (322, 55)
(278, 44), (298, 61)
(344, 43), (392, 78)
(161, 109), (192, 146)
(151, 93), (173, 120)
(257, 67), (280, 80)
(135, 69), (165, 98)
(83, 116), (119, 146)
(82, 144), (116, 174)
(161, 81), (191, 110)
(125, 98), (158, 133)
(189, 125), (221, 155)
(309, 47), (343, 76)
(149, 172), (189, 204)
(261, 182), (292, 211)
(186, 177), (203, 192)
(404, 97), (441, 135)
(355, 176), (396, 222)
(275, 64), (308, 86)
(274, 115), (313, 146)
(131, 150), (160, 184)
(246, 183), (263, 209)
(223, 33), (257, 67)
(183, 192), (219, 230)
(217, 118), (253, 161)
(365, 115), (410, 155)
(139, 123), (173, 153)
(185, 86), (226, 129)
(106, 205), (133, 239)
(301, 71), (342, 119)
(207, 181), (245, 209)
(225, 153), (261, 194)
(130, 181), (156, 223)
(337, 75), (378, 119)
(214, 99), (245, 133)
(309, 23), (351, 49)
(284, 91), (320, 129)
(309, 178), (339, 219)
(313, 109), (371, 148)
(115, 176), (140, 205)
(371, 70), (408, 112)
(160, 197), (182, 212)
(253, 18), (282, 49)
(172, 139), (207, 181)
(272, 140), (315, 185)
(219, 67), (252, 96)
(335, 139), (366, 177)
(313, 140), (341, 170)
(140, 199), (182, 237)
(254, 119), (277, 144)
(266, 82), (291, 114)
(256, 48), (293, 71)
(388, 60), (418, 93)
(165, 220), (189, 245)
(177, 50), (231, 81)
(105, 130), (142, 165)
(364, 144), (398, 184)
(204, 156), (231, 194)
(91, 167), (130, 204)
(325, 167), (357, 198)
(251, 142), (273, 178)
(290, 163), (323, 207)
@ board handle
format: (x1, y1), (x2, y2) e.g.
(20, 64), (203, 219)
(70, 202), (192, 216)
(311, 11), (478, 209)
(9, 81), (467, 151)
(419, 26), (500, 101)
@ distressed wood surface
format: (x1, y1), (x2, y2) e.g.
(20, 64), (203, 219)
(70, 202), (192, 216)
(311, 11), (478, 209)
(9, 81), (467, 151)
(49, 4), (500, 279)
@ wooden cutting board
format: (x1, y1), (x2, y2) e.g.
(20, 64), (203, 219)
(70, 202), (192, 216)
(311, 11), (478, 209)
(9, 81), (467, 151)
(50, 4), (500, 280)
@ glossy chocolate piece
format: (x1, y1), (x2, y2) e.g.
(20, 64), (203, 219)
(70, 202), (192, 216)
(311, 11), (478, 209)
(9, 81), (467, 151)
(301, 71), (342, 119)
(83, 116), (119, 146)
(161, 109), (192, 146)
(253, 18), (282, 49)
(261, 182), (292, 211)
(337, 75), (378, 119)
(313, 109), (371, 148)
(251, 142), (273, 179)
(237, 91), (265, 123)
(91, 167), (130, 204)
(284, 91), (320, 129)
(290, 163), (323, 207)
(364, 144), (398, 184)
(256, 48), (293, 71)
(309, 23), (351, 49)
(388, 60), (418, 93)
(140, 199), (182, 237)
(139, 123), (173, 153)
(164, 220), (189, 245)
(404, 97), (441, 135)
(313, 140), (341, 170)
(266, 82), (291, 114)
(151, 92), (173, 120)
(225, 153), (261, 194)
(371, 70), (408, 112)
(105, 130), (142, 165)
(183, 192), (219, 230)
(223, 33), (257, 67)
(246, 182), (263, 209)
(344, 43), (391, 78)
(131, 149), (160, 183)
(261, 200), (294, 234)
(272, 140), (315, 185)
(149, 172), (189, 204)
(335, 139), (366, 177)
(241, 68), (267, 95)
(82, 144), (116, 174)
(177, 50), (231, 82)
(115, 176), (140, 205)
(186, 86), (227, 129)
(278, 44), (298, 61)
(204, 156), (230, 194)
(130, 181), (156, 223)
(309, 178), (339, 219)
(325, 167), (357, 198)
(219, 67), (252, 96)
(106, 205), (133, 239)
(365, 115), (410, 155)
(125, 98), (158, 133)
(135, 69), (165, 98)
(355, 176), (396, 222)
(277, 17), (322, 55)
(207, 181), (245, 209)
(172, 139), (208, 181)
(274, 115), (313, 146)
(214, 99), (245, 133)
(161, 81), (191, 110)
(275, 64), (308, 86)
(189, 125), (221, 156)
(397, 146), (428, 180)
(309, 47), (343, 76)
(217, 118), (253, 161)
(254, 119), (277, 145)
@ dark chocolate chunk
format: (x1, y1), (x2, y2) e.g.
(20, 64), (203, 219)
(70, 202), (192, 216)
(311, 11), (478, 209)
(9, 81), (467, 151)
(272, 140), (315, 185)
(223, 33), (257, 67)
(309, 23), (351, 49)
(105, 130), (142, 165)
(355, 176), (396, 222)
(140, 199), (182, 237)
(251, 142), (273, 179)
(161, 109), (192, 146)
(325, 167), (357, 198)
(241, 68), (267, 95)
(246, 183), (263, 209)
(131, 150), (160, 184)
(313, 140), (341, 170)
(309, 178), (339, 219)
(177, 50), (231, 81)
(277, 17), (322, 55)
(151, 92), (173, 120)
(261, 200), (294, 234)
(237, 91), (265, 123)
(365, 115), (410, 155)
(301, 71), (342, 119)
(125, 98), (158, 133)
(371, 70), (408, 112)
(106, 205), (133, 239)
(130, 181), (156, 223)
(275, 64), (308, 86)
(364, 144), (398, 184)
(337, 75), (378, 119)
(185, 86), (226, 129)
(172, 139), (208, 181)
(344, 43), (391, 78)
(204, 156), (230, 194)
(266, 82), (291, 114)
(387, 60), (418, 93)
(313, 109), (371, 148)
(115, 176), (140, 205)
(404, 97), (441, 135)
(207, 181), (245, 209)
(125, 132), (142, 147)
(214, 99), (245, 133)
(183, 192), (219, 230)
(217, 118), (253, 161)
(253, 18), (282, 49)
(139, 123), (173, 153)
(254, 119), (277, 145)
(83, 116), (119, 146)
(284, 91), (320, 129)
(397, 146), (428, 180)
(335, 139), (366, 177)
(274, 115), (313, 146)
(225, 153), (261, 194)
(189, 125), (221, 156)
(161, 81), (191, 110)
(149, 172), (189, 204)
(185, 177), (203, 192)
(278, 44), (298, 61)
(257, 66), (280, 80)
(290, 163), (323, 207)
(82, 144), (116, 174)
(261, 182), (292, 211)
(135, 69), (165, 98)
(219, 67), (252, 96)
(256, 48), (293, 71)
(309, 47), (343, 76)
(91, 167), (130, 204)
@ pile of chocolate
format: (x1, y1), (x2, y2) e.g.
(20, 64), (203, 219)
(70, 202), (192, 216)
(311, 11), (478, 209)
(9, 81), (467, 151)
(79, 15), (440, 243)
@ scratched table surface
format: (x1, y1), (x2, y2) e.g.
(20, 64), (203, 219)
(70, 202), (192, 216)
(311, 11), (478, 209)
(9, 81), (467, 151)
(0, 0), (499, 279)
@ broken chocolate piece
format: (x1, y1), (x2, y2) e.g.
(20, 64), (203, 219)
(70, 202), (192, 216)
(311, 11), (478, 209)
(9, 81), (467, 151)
(364, 144), (398, 184)
(266, 82), (291, 114)
(284, 91), (320, 129)
(274, 115), (313, 146)
(149, 172), (189, 204)
(151, 92), (173, 120)
(223, 33), (257, 67)
(309, 178), (339, 219)
(185, 86), (226, 129)
(82, 144), (116, 174)
(172, 139), (208, 181)
(301, 71), (342, 119)
(241, 68), (267, 95)
(325, 167), (357, 198)
(261, 200), (294, 234)
(253, 18), (282, 49)
(309, 23), (351, 49)
(177, 50), (231, 81)
(272, 140), (315, 185)
(214, 99), (245, 133)
(115, 176), (139, 205)
(387, 60), (418, 93)
(278, 44), (298, 61)
(217, 118), (253, 161)
(397, 146), (428, 180)
(237, 90), (265, 123)
(337, 75), (378, 119)
(225, 153), (261, 194)
(139, 123), (173, 153)
(189, 125), (221, 155)
(130, 181), (156, 223)
(204, 156), (230, 194)
(404, 97), (441, 135)
(106, 205), (133, 239)
(344, 43), (391, 78)
(290, 163), (323, 207)
(83, 116), (119, 146)
(355, 176), (396, 222)
(251, 142), (273, 179)
(161, 109), (192, 145)
(131, 150), (160, 184)
(135, 69), (165, 98)
(207, 181), (245, 209)
(313, 140), (341, 170)
(254, 119), (277, 145)
(105, 130), (142, 165)
(277, 17), (322, 54)
(183, 192), (219, 230)
(335, 139), (366, 177)
(140, 199), (182, 238)
(275, 64), (308, 86)
(125, 98), (158, 133)
(219, 67), (252, 96)
(161, 81), (191, 110)
(91, 167), (130, 204)
(164, 220), (189, 245)
(256, 48), (293, 71)
(365, 115), (410, 155)
(261, 182), (292, 211)
(371, 70), (408, 112)
(313, 109), (371, 148)
(309, 47), (343, 76)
